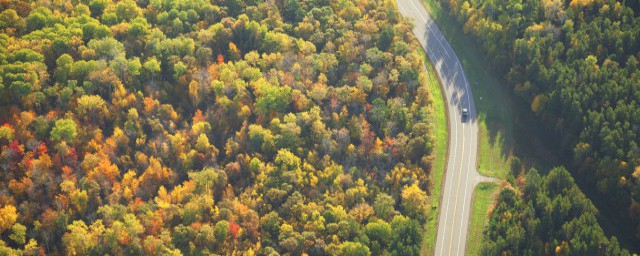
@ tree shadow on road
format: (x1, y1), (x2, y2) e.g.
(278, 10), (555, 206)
(424, 2), (563, 179)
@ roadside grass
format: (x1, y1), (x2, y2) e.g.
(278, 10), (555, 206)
(467, 183), (499, 256)
(418, 49), (448, 256)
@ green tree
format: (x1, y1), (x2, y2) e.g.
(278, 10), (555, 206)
(9, 223), (26, 245)
(87, 37), (125, 60)
(77, 95), (107, 122)
(365, 220), (392, 254)
(283, 0), (300, 22)
(8, 48), (44, 63)
(51, 118), (77, 142)
(114, 0), (140, 22)
(214, 220), (229, 244)
(143, 57), (161, 84)
(63, 221), (98, 255)
(255, 84), (292, 115)
(341, 241), (371, 256)
(0, 125), (14, 142)
(0, 9), (25, 34)
(373, 193), (397, 221)
(389, 216), (422, 256)
(377, 26), (393, 51)
(54, 54), (74, 82)
(89, 0), (108, 17)
(25, 7), (53, 31)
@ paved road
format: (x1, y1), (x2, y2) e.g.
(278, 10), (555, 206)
(394, 0), (496, 255)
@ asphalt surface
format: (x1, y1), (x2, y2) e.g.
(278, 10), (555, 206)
(394, 0), (496, 255)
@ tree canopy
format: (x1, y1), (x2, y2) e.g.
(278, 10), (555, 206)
(483, 167), (629, 255)
(0, 0), (436, 254)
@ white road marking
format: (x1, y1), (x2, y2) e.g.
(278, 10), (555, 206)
(457, 134), (472, 255)
(408, 0), (426, 22)
(425, 26), (451, 59)
(439, 75), (459, 256)
(448, 101), (465, 256)
(456, 45), (474, 256)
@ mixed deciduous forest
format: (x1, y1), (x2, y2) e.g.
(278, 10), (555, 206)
(436, 0), (640, 252)
(0, 0), (437, 255)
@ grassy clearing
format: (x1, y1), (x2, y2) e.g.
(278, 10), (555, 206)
(477, 120), (510, 178)
(466, 183), (499, 256)
(417, 50), (448, 256)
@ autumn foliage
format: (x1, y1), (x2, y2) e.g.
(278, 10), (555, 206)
(0, 0), (435, 254)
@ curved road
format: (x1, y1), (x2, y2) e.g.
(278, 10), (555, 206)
(395, 0), (495, 255)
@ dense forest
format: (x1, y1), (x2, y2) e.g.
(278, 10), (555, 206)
(436, 0), (640, 247)
(0, 0), (437, 254)
(483, 167), (629, 255)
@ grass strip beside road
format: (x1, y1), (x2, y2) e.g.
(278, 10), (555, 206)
(466, 183), (499, 256)
(418, 49), (448, 256)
